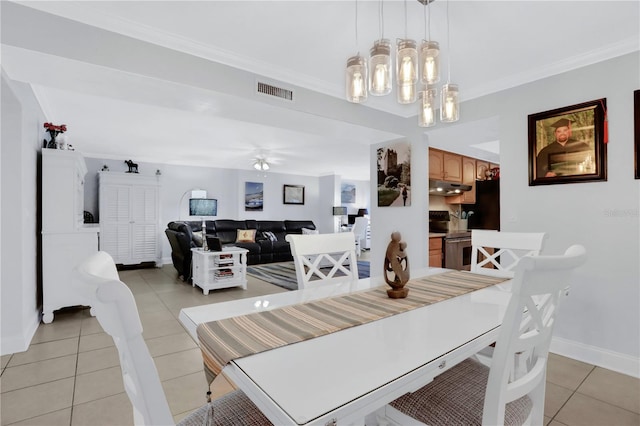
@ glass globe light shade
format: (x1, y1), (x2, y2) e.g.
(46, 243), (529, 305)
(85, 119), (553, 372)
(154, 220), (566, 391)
(369, 39), (392, 96)
(346, 55), (368, 103)
(440, 83), (459, 122)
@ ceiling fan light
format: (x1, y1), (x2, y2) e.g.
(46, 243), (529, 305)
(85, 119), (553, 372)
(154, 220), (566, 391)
(369, 39), (392, 96)
(254, 159), (269, 171)
(419, 87), (437, 127)
(420, 40), (440, 84)
(440, 83), (459, 122)
(346, 55), (368, 103)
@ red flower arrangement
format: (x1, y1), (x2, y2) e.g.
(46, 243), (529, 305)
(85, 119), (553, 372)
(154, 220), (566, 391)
(44, 122), (67, 133)
(43, 122), (68, 149)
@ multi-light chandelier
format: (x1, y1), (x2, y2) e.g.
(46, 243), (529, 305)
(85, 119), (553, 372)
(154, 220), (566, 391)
(346, 0), (459, 127)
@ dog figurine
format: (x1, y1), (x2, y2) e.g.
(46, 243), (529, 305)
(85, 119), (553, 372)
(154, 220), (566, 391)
(125, 160), (139, 173)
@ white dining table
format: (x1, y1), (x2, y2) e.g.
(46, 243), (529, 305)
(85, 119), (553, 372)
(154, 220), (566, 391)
(178, 267), (512, 426)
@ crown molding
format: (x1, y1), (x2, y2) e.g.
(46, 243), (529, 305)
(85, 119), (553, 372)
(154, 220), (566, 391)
(462, 36), (640, 103)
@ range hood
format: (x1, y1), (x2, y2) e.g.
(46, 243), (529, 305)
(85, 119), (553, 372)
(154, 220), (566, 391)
(429, 179), (472, 196)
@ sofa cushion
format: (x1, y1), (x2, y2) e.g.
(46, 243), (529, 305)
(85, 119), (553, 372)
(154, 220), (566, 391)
(262, 231), (277, 242)
(256, 221), (287, 242)
(214, 220), (249, 244)
(285, 220), (316, 234)
(301, 227), (319, 235)
(236, 229), (257, 243)
(191, 230), (204, 246)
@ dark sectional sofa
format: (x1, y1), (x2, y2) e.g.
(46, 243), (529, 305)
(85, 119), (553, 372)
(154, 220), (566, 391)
(165, 219), (317, 281)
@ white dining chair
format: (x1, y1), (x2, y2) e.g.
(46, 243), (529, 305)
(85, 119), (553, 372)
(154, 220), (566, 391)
(378, 244), (587, 426)
(471, 230), (547, 278)
(351, 217), (368, 255)
(286, 232), (359, 289)
(72, 251), (271, 426)
(470, 231), (546, 373)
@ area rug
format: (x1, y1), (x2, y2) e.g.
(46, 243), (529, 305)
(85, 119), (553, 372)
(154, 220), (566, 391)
(247, 261), (370, 291)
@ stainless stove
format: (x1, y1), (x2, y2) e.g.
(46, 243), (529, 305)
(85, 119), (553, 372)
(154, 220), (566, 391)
(429, 211), (472, 270)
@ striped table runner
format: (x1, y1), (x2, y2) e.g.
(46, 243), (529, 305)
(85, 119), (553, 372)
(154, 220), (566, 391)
(196, 270), (508, 384)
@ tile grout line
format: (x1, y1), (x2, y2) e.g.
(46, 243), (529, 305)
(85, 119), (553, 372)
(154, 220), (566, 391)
(68, 322), (83, 426)
(548, 364), (597, 424)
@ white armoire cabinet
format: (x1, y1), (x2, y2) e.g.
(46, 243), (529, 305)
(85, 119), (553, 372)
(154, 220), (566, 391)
(42, 149), (99, 323)
(98, 172), (161, 266)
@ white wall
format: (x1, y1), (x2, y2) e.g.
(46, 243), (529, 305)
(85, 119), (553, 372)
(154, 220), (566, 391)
(84, 158), (329, 264)
(450, 52), (640, 376)
(370, 135), (430, 278)
(1, 73), (43, 355)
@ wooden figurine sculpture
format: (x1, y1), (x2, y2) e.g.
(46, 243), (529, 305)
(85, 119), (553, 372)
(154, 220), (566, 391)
(384, 231), (410, 298)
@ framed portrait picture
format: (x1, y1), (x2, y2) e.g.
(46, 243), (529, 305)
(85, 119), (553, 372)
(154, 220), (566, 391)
(283, 185), (305, 205)
(635, 90), (639, 180)
(528, 98), (607, 186)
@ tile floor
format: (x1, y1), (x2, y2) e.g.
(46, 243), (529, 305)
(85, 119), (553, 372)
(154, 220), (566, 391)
(1, 264), (639, 426)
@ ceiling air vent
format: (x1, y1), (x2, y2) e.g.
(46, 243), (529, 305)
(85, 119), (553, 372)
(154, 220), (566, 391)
(256, 81), (294, 102)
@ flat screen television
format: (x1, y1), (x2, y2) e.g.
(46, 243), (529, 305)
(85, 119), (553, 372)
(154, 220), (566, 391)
(189, 198), (217, 217)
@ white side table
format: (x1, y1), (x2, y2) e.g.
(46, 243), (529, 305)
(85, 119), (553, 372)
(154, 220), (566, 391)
(191, 247), (249, 295)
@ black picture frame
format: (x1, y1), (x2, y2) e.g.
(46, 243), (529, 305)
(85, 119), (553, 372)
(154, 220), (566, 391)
(528, 98), (607, 186)
(634, 90), (639, 180)
(283, 185), (305, 205)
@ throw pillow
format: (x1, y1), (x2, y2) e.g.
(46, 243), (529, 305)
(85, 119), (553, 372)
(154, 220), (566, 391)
(191, 231), (203, 247)
(262, 231), (277, 242)
(301, 227), (319, 235)
(236, 229), (257, 243)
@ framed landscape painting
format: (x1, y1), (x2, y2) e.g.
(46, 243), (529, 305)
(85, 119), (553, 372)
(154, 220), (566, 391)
(283, 185), (305, 205)
(245, 182), (263, 211)
(376, 141), (411, 207)
(341, 183), (356, 204)
(528, 98), (607, 186)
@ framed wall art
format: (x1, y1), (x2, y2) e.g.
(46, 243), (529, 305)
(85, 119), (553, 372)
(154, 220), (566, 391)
(528, 98), (607, 186)
(245, 182), (263, 211)
(283, 184), (305, 205)
(635, 90), (639, 180)
(376, 141), (411, 207)
(341, 183), (356, 204)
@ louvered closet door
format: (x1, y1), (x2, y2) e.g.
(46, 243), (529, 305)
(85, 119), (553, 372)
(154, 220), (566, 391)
(100, 185), (132, 263)
(131, 185), (158, 262)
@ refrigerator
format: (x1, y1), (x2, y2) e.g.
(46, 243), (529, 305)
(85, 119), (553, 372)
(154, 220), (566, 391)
(467, 179), (500, 230)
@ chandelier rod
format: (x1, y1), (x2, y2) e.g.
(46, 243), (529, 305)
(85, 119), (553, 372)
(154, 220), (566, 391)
(446, 0), (451, 83)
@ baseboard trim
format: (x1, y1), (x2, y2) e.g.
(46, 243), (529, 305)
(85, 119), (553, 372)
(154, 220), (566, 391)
(551, 336), (640, 378)
(0, 310), (40, 356)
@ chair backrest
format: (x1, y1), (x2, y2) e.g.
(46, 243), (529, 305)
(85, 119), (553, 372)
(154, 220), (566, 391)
(351, 217), (368, 240)
(470, 230), (546, 278)
(72, 251), (175, 426)
(285, 232), (359, 289)
(482, 244), (587, 425)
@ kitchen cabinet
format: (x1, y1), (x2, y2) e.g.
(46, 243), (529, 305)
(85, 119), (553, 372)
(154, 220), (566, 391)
(429, 148), (445, 180)
(429, 236), (443, 267)
(447, 156), (476, 205)
(99, 172), (161, 266)
(429, 148), (462, 182)
(42, 149), (99, 323)
(476, 160), (490, 180)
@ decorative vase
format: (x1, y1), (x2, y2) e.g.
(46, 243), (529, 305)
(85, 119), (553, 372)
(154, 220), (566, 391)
(384, 231), (410, 299)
